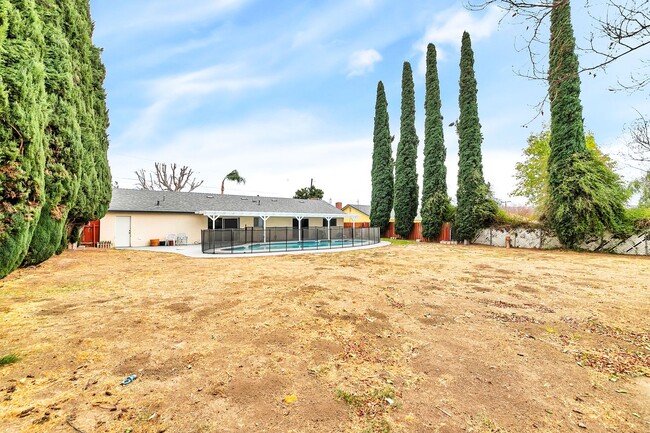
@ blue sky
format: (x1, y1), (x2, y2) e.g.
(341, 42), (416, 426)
(90, 0), (648, 206)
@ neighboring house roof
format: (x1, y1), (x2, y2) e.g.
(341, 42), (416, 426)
(343, 204), (371, 216)
(107, 188), (346, 218)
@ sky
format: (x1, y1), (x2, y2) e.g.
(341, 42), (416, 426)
(89, 0), (649, 207)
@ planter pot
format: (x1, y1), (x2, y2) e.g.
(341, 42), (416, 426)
(150, 239), (160, 247)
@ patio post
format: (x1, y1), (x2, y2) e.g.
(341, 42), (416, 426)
(261, 216), (270, 243)
(296, 216), (304, 242)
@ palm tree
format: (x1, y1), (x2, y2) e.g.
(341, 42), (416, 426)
(221, 170), (246, 194)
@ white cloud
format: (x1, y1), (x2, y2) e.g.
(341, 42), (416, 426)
(415, 5), (502, 74)
(95, 0), (249, 37)
(347, 49), (383, 77)
(115, 64), (276, 148)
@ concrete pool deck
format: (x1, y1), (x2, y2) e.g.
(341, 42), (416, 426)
(122, 241), (390, 258)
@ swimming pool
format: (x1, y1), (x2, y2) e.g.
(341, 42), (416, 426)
(201, 227), (381, 254)
(225, 239), (371, 253)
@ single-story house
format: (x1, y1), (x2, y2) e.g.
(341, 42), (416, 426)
(340, 204), (371, 227)
(99, 188), (349, 247)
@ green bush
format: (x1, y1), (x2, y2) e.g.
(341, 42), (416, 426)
(548, 152), (629, 247)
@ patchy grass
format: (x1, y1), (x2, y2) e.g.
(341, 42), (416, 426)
(0, 353), (20, 367)
(381, 237), (416, 245)
(335, 386), (398, 431)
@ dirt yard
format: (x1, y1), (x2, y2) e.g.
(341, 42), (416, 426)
(1, 243), (649, 433)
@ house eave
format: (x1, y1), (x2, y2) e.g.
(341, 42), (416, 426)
(195, 210), (354, 219)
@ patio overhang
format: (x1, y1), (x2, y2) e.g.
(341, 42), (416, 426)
(195, 211), (356, 220)
(196, 210), (357, 243)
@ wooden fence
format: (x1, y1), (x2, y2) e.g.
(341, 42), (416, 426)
(383, 222), (451, 242)
(80, 220), (100, 247)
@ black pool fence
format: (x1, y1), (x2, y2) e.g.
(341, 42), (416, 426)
(201, 226), (381, 254)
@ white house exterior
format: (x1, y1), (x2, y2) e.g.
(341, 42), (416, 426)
(99, 189), (349, 248)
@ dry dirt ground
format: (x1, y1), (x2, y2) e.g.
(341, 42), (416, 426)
(1, 243), (649, 433)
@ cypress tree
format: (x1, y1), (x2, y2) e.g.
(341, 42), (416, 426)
(23, 0), (84, 265)
(63, 0), (111, 246)
(393, 62), (419, 238)
(456, 32), (494, 242)
(0, 0), (48, 278)
(547, 0), (626, 247)
(370, 81), (394, 233)
(421, 43), (450, 240)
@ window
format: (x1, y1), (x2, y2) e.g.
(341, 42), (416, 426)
(253, 217), (264, 228)
(207, 218), (239, 229)
(224, 218), (238, 229)
(293, 218), (309, 229)
(323, 218), (337, 227)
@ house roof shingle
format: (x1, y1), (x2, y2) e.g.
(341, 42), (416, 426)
(108, 188), (346, 217)
(344, 204), (371, 216)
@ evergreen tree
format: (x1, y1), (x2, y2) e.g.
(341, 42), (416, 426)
(63, 0), (111, 247)
(393, 62), (419, 238)
(0, 0), (48, 278)
(547, 0), (626, 247)
(456, 32), (495, 242)
(421, 43), (449, 240)
(370, 81), (394, 233)
(24, 0), (84, 265)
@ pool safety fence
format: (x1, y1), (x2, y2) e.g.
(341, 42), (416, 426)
(201, 226), (381, 254)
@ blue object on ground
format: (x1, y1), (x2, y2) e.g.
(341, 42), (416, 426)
(121, 374), (137, 386)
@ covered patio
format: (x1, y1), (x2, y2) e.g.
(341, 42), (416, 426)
(195, 210), (382, 254)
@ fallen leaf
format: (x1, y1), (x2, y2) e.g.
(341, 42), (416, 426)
(283, 395), (298, 404)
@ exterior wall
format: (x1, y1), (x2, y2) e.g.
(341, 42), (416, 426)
(308, 217), (328, 227)
(267, 217), (293, 228)
(100, 212), (208, 247)
(100, 213), (346, 248)
(473, 227), (650, 256)
(239, 216), (254, 228)
(342, 206), (370, 224)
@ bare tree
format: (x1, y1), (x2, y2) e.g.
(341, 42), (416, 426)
(465, 0), (650, 90)
(135, 163), (204, 192)
(626, 112), (650, 164)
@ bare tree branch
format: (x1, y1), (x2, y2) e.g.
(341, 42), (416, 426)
(625, 111), (650, 165)
(135, 169), (155, 190)
(465, 0), (650, 91)
(135, 163), (204, 192)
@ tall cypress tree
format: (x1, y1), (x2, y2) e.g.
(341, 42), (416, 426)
(394, 62), (419, 238)
(23, 0), (84, 265)
(547, 0), (626, 247)
(0, 0), (48, 278)
(456, 32), (494, 242)
(421, 43), (450, 240)
(64, 0), (111, 247)
(370, 81), (394, 233)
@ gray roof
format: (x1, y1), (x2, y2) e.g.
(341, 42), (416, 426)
(345, 204), (371, 216)
(108, 188), (346, 217)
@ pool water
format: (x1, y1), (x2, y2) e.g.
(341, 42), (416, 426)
(226, 239), (367, 252)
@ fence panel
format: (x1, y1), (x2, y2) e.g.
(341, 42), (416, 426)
(201, 226), (380, 254)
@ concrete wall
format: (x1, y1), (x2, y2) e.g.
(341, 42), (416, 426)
(473, 227), (649, 256)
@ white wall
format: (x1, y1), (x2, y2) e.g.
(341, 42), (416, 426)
(100, 212), (208, 247)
